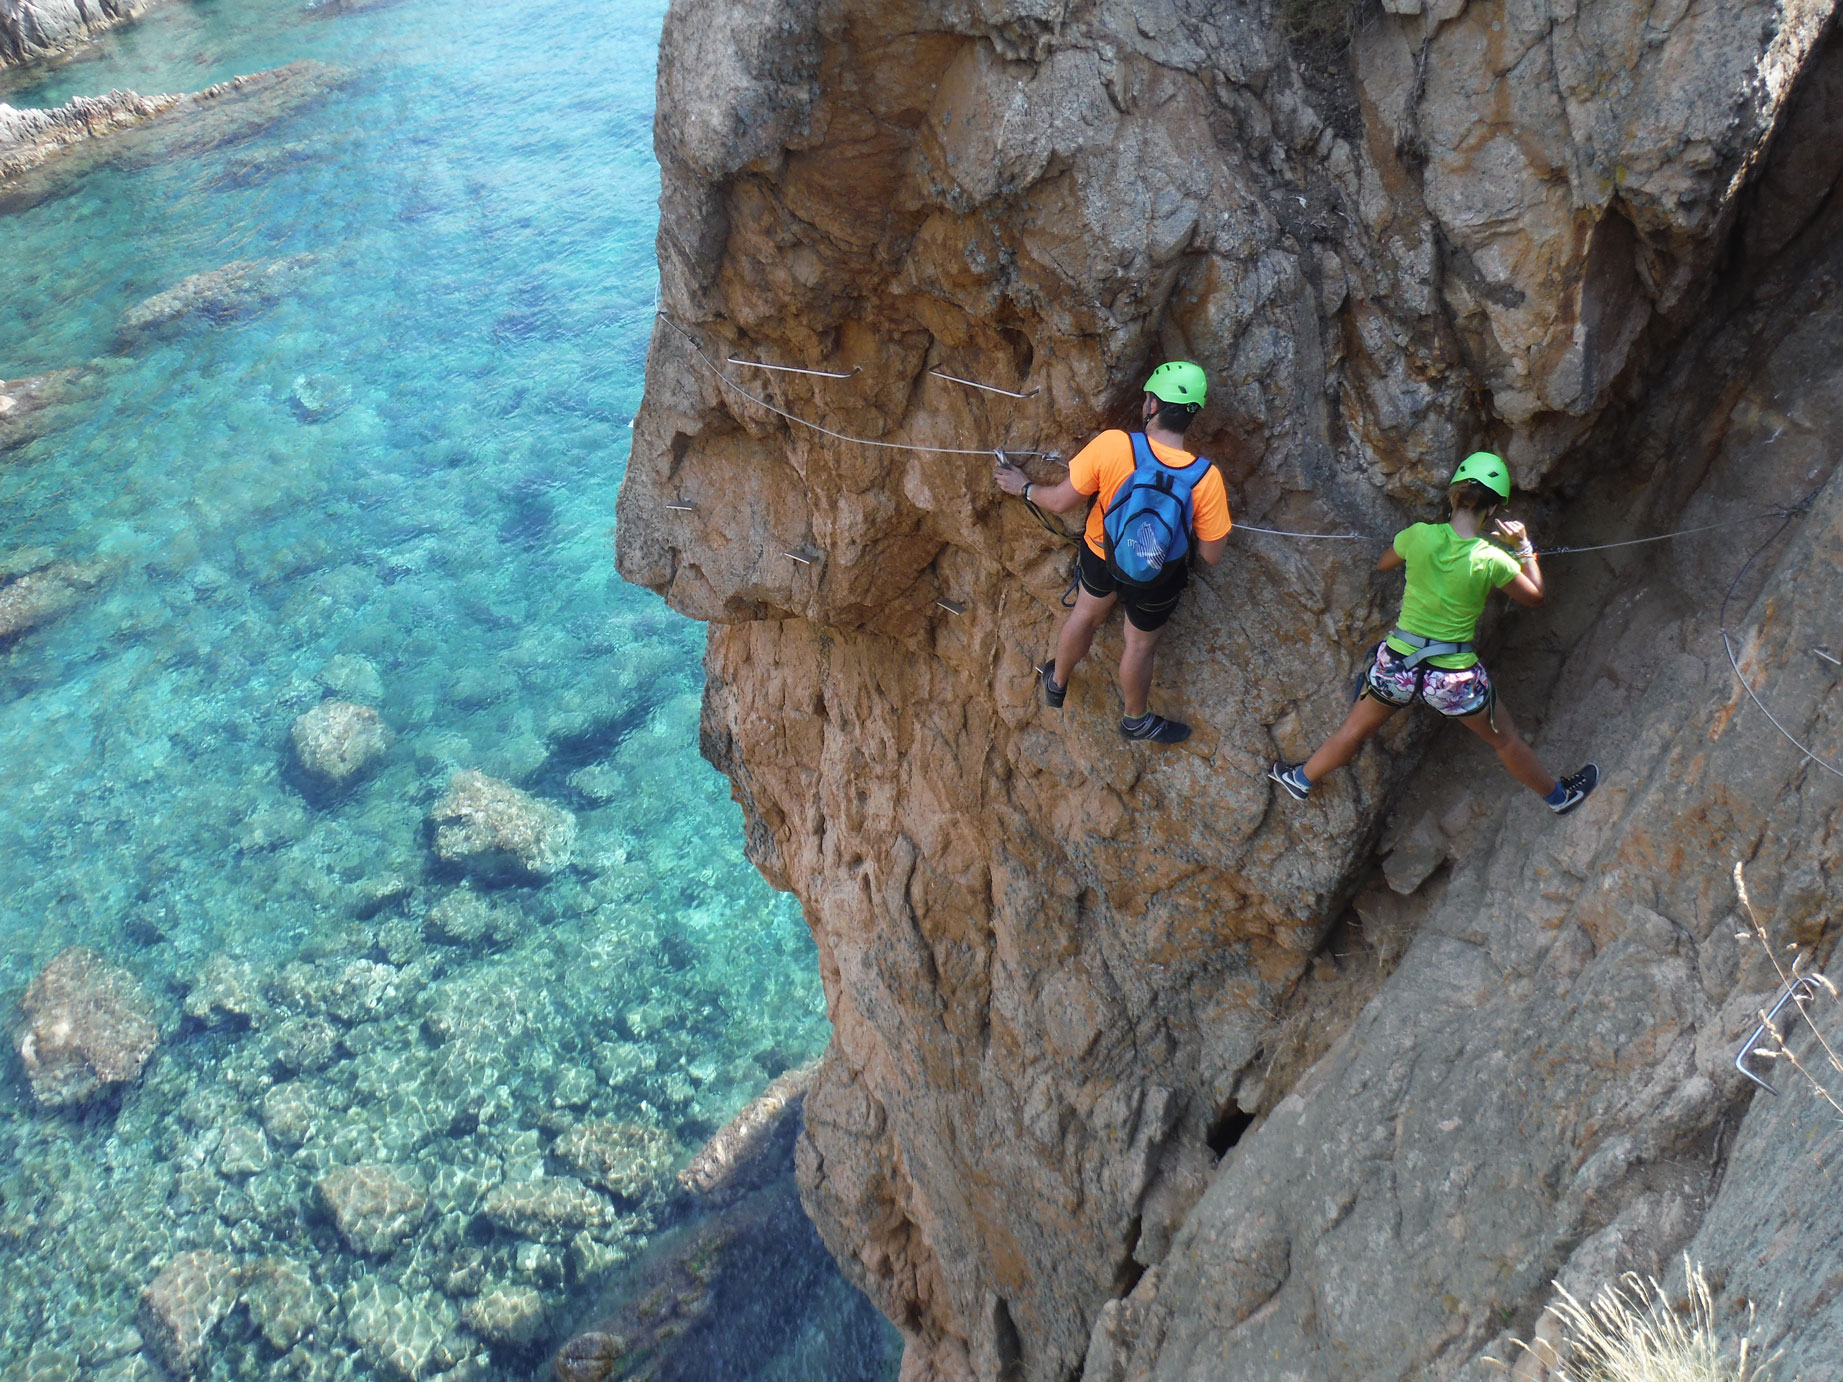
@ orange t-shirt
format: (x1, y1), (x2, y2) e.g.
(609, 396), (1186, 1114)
(1068, 430), (1232, 558)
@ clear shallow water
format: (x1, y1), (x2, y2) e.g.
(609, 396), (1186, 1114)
(0, 0), (893, 1376)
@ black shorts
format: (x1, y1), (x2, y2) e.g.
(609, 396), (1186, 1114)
(1078, 544), (1189, 632)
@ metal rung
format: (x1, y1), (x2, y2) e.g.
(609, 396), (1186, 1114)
(1815, 648), (1841, 668)
(665, 500), (697, 512)
(935, 598), (966, 615)
(785, 545), (825, 566)
(729, 357), (859, 380)
(1735, 976), (1824, 1094)
(930, 368), (1037, 399)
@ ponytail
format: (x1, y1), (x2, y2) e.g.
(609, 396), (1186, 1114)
(1449, 480), (1501, 516)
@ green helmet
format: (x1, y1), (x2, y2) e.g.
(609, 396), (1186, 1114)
(1451, 451), (1511, 500)
(1144, 361), (1207, 408)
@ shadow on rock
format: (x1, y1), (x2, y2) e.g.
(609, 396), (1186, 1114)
(546, 1065), (900, 1382)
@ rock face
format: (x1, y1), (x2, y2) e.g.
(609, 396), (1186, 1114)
(0, 0), (160, 68)
(624, 1), (1843, 1378)
(290, 698), (389, 790)
(15, 946), (158, 1108)
(430, 769), (575, 880)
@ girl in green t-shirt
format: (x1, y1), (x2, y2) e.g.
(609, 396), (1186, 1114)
(1268, 453), (1599, 815)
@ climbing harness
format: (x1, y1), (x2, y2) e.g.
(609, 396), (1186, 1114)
(1386, 628), (1475, 670)
(1735, 975), (1825, 1095)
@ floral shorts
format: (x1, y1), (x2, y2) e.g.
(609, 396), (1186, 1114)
(1365, 642), (1494, 718)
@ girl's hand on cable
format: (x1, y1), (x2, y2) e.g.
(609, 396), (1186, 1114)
(994, 459), (1029, 497)
(1492, 518), (1535, 557)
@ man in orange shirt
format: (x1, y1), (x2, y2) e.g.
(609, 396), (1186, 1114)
(994, 362), (1232, 743)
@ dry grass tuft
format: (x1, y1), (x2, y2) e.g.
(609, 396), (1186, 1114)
(1537, 1260), (1776, 1382)
(1732, 861), (1843, 1116)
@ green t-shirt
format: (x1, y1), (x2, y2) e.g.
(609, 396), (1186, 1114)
(1385, 523), (1521, 669)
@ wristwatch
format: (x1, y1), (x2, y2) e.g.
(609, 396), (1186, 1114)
(1024, 483), (1034, 502)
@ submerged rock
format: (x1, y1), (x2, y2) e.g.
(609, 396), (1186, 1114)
(16, 946), (158, 1109)
(461, 1283), (546, 1345)
(290, 699), (389, 790)
(677, 1062), (815, 1200)
(552, 1331), (626, 1382)
(482, 1175), (608, 1243)
(342, 1277), (455, 1381)
(422, 888), (498, 944)
(137, 1251), (241, 1378)
(317, 1163), (428, 1255)
(554, 1120), (681, 1204)
(430, 770), (575, 881)
(0, 369), (91, 453)
(261, 1080), (320, 1146)
(182, 952), (271, 1029)
(0, 556), (107, 643)
(118, 254), (318, 341)
(288, 371), (354, 422)
(242, 1257), (320, 1352)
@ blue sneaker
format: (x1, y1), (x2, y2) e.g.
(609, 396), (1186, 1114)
(1548, 764), (1599, 815)
(1268, 761), (1312, 801)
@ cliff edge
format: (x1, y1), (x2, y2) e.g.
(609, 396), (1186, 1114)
(620, 0), (1843, 1377)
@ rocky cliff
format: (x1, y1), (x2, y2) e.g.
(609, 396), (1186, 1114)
(0, 0), (158, 66)
(618, 0), (1843, 1377)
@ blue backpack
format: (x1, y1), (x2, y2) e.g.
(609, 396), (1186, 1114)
(1101, 433), (1213, 589)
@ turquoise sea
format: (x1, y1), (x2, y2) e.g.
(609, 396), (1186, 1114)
(0, 0), (895, 1376)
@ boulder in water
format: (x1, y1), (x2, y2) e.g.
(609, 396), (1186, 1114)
(16, 946), (159, 1109)
(242, 1257), (320, 1352)
(317, 1163), (428, 1256)
(0, 369), (89, 453)
(290, 698), (389, 790)
(117, 254), (317, 340)
(137, 1251), (242, 1377)
(462, 1283), (546, 1345)
(430, 769), (575, 880)
(482, 1175), (608, 1243)
(0, 556), (106, 643)
(555, 1120), (681, 1204)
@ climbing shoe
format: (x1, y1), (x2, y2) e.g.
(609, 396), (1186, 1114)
(1268, 761), (1312, 801)
(1039, 659), (1066, 709)
(1547, 763), (1599, 815)
(1121, 712), (1190, 744)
